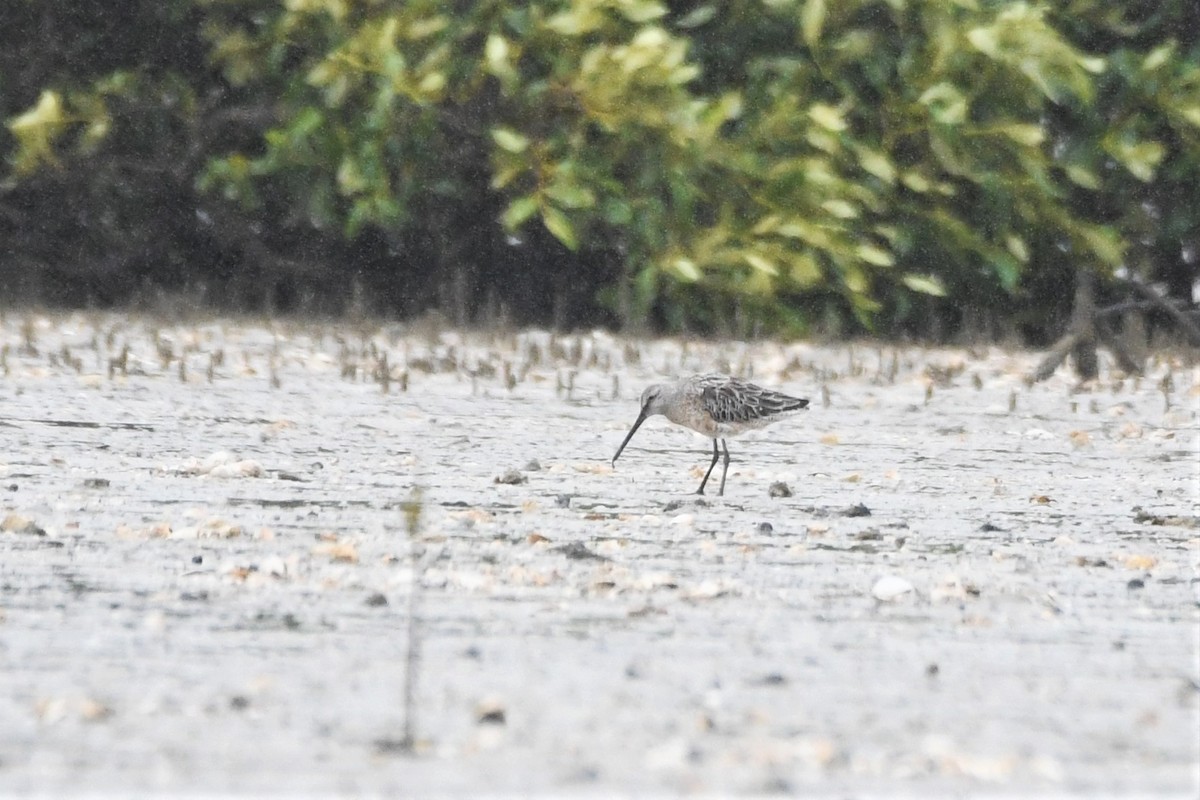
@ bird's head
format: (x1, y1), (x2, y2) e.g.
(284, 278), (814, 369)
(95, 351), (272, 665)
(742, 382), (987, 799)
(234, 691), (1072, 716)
(638, 383), (668, 417)
(612, 383), (668, 466)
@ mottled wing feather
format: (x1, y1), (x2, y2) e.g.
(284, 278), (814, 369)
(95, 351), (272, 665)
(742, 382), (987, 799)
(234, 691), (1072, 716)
(698, 375), (808, 424)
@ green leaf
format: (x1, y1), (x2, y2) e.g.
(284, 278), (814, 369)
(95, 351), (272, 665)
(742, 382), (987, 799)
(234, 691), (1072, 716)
(809, 103), (847, 132)
(966, 26), (998, 58)
(9, 89), (65, 131)
(406, 16), (448, 40)
(1141, 43), (1174, 72)
(1005, 234), (1029, 263)
(991, 253), (1022, 292)
(789, 253), (822, 287)
(485, 34), (509, 70)
(821, 199), (858, 219)
(7, 89), (67, 172)
(545, 8), (591, 35)
(545, 181), (596, 209)
(1077, 224), (1123, 267)
(602, 198), (633, 225)
(776, 218), (834, 248)
(417, 71), (446, 97)
(744, 253), (779, 275)
(752, 215), (780, 235)
(1000, 123), (1044, 147)
(542, 206), (578, 250)
(843, 265), (869, 295)
(621, 0), (668, 23)
(671, 258), (701, 281)
(699, 92), (742, 135)
(336, 157), (367, 194)
(857, 148), (896, 184)
(491, 164), (522, 190)
(919, 83), (967, 125)
(801, 0), (826, 48)
(1107, 138), (1164, 182)
(1065, 164), (1099, 189)
(675, 5), (716, 28)
(901, 171), (931, 193)
(502, 196), (538, 230)
(856, 244), (895, 267)
(901, 273), (947, 296)
(491, 127), (529, 153)
(634, 266), (659, 316)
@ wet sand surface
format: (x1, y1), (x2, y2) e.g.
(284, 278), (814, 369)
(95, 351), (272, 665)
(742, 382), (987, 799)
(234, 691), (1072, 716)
(1, 313), (1197, 796)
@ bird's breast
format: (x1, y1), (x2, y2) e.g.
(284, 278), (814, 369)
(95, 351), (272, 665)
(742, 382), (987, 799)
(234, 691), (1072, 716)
(664, 406), (720, 437)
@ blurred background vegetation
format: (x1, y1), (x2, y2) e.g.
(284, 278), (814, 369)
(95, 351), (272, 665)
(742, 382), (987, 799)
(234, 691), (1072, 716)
(2, 0), (1197, 344)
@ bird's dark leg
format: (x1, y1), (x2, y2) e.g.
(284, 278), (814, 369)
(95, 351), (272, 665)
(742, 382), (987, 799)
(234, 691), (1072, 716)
(717, 439), (731, 496)
(696, 439), (720, 495)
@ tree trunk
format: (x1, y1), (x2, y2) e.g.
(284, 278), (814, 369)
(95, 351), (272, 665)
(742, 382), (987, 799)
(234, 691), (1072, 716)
(1068, 267), (1099, 380)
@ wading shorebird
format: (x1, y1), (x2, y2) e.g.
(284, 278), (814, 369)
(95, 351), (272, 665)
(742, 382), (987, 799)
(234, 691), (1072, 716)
(612, 374), (809, 496)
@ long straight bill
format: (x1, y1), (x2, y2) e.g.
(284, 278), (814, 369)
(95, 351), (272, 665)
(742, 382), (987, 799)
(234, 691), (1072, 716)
(611, 409), (648, 465)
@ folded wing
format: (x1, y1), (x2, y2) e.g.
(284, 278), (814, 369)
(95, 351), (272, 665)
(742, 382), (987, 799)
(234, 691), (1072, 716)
(698, 374), (809, 424)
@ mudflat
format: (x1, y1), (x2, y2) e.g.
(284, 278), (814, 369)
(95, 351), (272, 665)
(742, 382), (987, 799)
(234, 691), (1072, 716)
(1, 313), (1197, 796)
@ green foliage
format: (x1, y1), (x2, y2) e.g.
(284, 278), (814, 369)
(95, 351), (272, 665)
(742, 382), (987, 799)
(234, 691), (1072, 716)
(7, 90), (69, 174)
(2, 0), (1197, 335)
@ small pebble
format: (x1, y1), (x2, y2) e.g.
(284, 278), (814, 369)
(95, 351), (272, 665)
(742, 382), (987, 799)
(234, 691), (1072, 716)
(1, 514), (45, 536)
(373, 738), (413, 755)
(552, 542), (608, 561)
(768, 482), (792, 498)
(365, 592), (388, 607)
(524, 459), (542, 472)
(757, 522), (774, 534)
(842, 503), (871, 517)
(476, 699), (507, 725)
(494, 468), (527, 485)
(569, 766), (600, 783)
(872, 575), (915, 602)
(763, 777), (792, 794)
